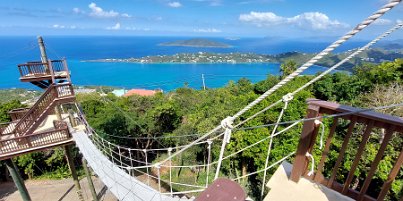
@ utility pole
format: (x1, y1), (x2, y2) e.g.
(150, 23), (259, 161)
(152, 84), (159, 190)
(82, 158), (99, 201)
(202, 74), (206, 90)
(64, 145), (84, 201)
(38, 36), (62, 120)
(5, 159), (31, 201)
(37, 36), (49, 73)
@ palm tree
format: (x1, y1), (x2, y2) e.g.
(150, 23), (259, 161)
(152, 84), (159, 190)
(280, 60), (297, 79)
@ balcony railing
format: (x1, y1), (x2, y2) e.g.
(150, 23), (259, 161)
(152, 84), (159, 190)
(18, 59), (68, 79)
(12, 83), (75, 136)
(290, 99), (403, 201)
(0, 122), (16, 135)
(8, 108), (30, 121)
(0, 122), (71, 158)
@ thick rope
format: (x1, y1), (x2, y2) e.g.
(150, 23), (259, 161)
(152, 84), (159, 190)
(214, 116), (235, 179)
(232, 0), (401, 121)
(232, 152), (296, 181)
(260, 94), (292, 197)
(156, 0), (401, 166)
(305, 152), (315, 176)
(291, 22), (403, 96)
(315, 120), (325, 149)
(206, 139), (213, 187)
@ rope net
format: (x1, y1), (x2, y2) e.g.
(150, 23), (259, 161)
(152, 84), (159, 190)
(70, 1), (403, 200)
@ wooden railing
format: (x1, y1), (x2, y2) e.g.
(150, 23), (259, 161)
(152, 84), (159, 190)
(0, 122), (16, 135)
(8, 108), (30, 121)
(18, 60), (67, 78)
(13, 83), (75, 136)
(290, 99), (403, 201)
(0, 122), (71, 156)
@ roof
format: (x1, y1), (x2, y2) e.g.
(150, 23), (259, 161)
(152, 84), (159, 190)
(123, 89), (157, 97)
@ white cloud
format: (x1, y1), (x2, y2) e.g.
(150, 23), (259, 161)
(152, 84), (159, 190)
(373, 18), (393, 25)
(125, 27), (151, 31)
(88, 3), (130, 18)
(121, 13), (131, 18)
(239, 12), (283, 26)
(168, 2), (182, 8)
(192, 0), (221, 6)
(73, 8), (83, 14)
(396, 19), (402, 24)
(193, 28), (222, 33)
(239, 11), (348, 30)
(106, 23), (121, 30)
(53, 24), (65, 29)
(52, 24), (77, 29)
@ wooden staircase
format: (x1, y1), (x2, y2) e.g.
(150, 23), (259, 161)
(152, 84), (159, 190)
(0, 58), (76, 160)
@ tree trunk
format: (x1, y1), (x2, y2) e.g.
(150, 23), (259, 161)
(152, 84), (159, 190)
(241, 160), (247, 184)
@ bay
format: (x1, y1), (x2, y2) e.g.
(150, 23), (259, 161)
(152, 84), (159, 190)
(0, 36), (357, 90)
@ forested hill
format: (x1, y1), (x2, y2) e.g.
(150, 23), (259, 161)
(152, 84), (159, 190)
(275, 48), (403, 71)
(159, 38), (231, 48)
(87, 48), (402, 72)
(1, 59), (401, 200)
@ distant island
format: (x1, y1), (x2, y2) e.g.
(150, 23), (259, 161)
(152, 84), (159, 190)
(159, 38), (231, 48)
(84, 48), (403, 71)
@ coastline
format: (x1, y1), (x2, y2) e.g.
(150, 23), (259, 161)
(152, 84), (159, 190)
(81, 60), (275, 65)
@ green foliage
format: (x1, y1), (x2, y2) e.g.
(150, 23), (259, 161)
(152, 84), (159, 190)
(313, 59), (403, 103)
(15, 153), (45, 179)
(280, 60), (297, 79)
(0, 100), (25, 122)
(3, 59), (402, 200)
(0, 89), (41, 103)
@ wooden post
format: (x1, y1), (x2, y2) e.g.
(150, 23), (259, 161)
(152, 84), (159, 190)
(68, 109), (77, 127)
(55, 105), (62, 121)
(37, 36), (49, 73)
(4, 159), (31, 201)
(290, 102), (320, 182)
(64, 145), (84, 201)
(202, 74), (206, 90)
(82, 158), (99, 201)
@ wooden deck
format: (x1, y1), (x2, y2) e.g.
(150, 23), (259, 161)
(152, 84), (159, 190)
(265, 162), (353, 201)
(18, 60), (70, 83)
(0, 121), (73, 160)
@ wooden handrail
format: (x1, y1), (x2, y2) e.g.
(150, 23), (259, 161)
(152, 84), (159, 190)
(0, 122), (16, 135)
(0, 127), (68, 143)
(12, 83), (74, 136)
(0, 127), (71, 158)
(291, 99), (403, 201)
(8, 107), (30, 121)
(18, 60), (66, 78)
(307, 99), (403, 131)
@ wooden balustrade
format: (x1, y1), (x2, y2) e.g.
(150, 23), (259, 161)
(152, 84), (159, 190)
(11, 83), (75, 136)
(50, 60), (65, 73)
(0, 126), (71, 158)
(0, 122), (16, 135)
(8, 108), (30, 121)
(290, 99), (403, 201)
(18, 60), (67, 78)
(18, 62), (48, 77)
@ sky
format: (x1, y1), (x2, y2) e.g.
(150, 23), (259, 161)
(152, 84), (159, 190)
(0, 0), (402, 39)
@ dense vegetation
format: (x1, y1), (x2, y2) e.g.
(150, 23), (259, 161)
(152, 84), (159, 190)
(0, 59), (402, 200)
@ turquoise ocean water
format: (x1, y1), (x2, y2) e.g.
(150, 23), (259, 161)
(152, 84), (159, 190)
(0, 36), (360, 91)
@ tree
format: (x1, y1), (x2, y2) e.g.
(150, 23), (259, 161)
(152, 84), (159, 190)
(280, 60), (297, 79)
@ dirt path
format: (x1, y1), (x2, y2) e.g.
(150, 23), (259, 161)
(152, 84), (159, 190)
(0, 177), (117, 201)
